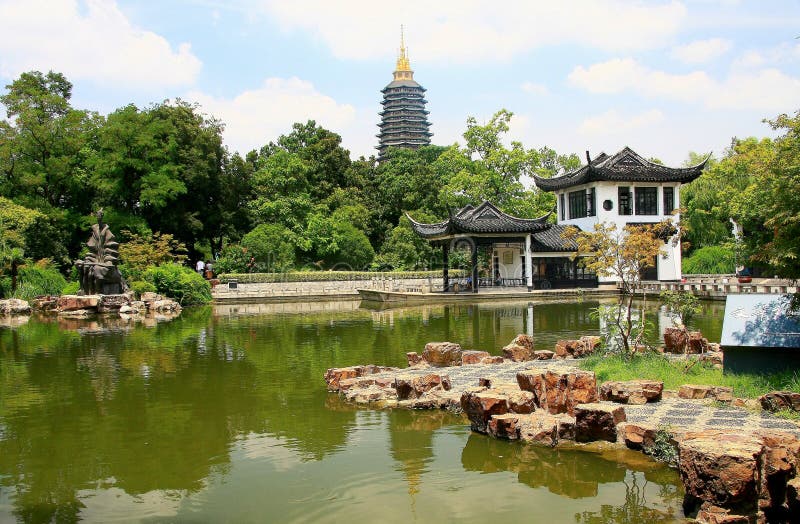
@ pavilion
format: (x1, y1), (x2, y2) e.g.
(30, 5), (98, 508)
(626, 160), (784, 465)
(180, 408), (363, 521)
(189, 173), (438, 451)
(407, 201), (597, 293)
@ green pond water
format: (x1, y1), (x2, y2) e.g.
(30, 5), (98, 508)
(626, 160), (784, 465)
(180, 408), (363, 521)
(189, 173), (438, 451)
(0, 298), (724, 523)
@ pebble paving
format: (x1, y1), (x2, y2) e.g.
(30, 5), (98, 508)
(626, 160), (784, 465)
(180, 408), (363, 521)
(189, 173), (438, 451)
(366, 359), (800, 437)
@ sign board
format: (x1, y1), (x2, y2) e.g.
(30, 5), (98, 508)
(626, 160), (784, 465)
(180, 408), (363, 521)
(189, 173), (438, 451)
(721, 294), (800, 349)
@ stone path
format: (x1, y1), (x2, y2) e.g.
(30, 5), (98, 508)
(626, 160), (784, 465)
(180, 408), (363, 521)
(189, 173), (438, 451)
(358, 359), (800, 437)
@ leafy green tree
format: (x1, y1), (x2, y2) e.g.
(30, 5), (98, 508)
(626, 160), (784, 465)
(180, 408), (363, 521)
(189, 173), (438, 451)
(535, 146), (581, 178)
(240, 223), (296, 272)
(373, 214), (436, 270)
(118, 231), (188, 281)
(682, 245), (736, 274)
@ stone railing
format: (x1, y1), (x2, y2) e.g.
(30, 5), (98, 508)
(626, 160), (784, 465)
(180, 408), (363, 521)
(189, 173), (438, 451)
(634, 276), (798, 299)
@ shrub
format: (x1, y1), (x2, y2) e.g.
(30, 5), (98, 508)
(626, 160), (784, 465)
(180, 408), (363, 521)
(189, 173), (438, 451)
(682, 245), (736, 274)
(12, 264), (68, 300)
(215, 270), (466, 284)
(142, 264), (211, 305)
(118, 231), (188, 281)
(214, 244), (251, 274)
(324, 222), (375, 270)
(241, 224), (296, 272)
(61, 281), (80, 295)
(129, 280), (157, 298)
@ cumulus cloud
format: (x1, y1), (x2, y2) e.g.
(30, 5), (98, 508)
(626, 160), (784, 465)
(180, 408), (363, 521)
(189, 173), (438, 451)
(568, 58), (800, 111)
(521, 82), (549, 95)
(258, 0), (687, 62)
(0, 0), (201, 88)
(187, 77), (357, 155)
(671, 38), (732, 63)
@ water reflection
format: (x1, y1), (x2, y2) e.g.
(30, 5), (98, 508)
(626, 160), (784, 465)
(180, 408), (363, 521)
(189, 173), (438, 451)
(0, 299), (721, 522)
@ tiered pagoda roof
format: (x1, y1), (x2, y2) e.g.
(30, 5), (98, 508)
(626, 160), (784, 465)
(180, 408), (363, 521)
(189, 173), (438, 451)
(377, 28), (432, 161)
(532, 146), (707, 192)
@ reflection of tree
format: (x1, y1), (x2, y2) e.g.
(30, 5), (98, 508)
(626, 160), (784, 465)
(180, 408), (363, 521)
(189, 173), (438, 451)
(573, 471), (682, 523)
(730, 295), (800, 347)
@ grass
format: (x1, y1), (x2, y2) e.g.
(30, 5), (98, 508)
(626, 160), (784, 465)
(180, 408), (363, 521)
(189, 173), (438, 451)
(579, 352), (800, 401)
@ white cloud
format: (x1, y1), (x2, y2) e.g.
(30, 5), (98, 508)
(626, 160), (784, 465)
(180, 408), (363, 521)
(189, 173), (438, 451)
(0, 0), (201, 88)
(671, 38), (732, 63)
(579, 109), (665, 136)
(187, 77), (356, 155)
(521, 82), (549, 95)
(733, 42), (800, 69)
(568, 58), (800, 112)
(258, 0), (687, 63)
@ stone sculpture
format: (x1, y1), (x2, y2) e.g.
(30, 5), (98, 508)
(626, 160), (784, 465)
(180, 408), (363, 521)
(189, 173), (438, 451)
(75, 209), (127, 295)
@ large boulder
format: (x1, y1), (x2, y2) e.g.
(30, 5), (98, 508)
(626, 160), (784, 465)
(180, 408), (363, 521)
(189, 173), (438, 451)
(97, 294), (131, 313)
(599, 380), (663, 404)
(487, 413), (525, 440)
(678, 384), (733, 402)
(664, 327), (688, 353)
(0, 298), (31, 315)
(533, 350), (555, 360)
(394, 373), (451, 400)
(688, 331), (710, 353)
(574, 403), (626, 443)
(502, 344), (531, 362)
(461, 350), (490, 365)
(57, 295), (99, 312)
(623, 423), (659, 451)
(460, 390), (509, 433)
(759, 391), (800, 412)
(509, 334), (534, 350)
(406, 352), (426, 368)
(422, 342), (462, 367)
(323, 365), (396, 392)
(517, 369), (598, 415)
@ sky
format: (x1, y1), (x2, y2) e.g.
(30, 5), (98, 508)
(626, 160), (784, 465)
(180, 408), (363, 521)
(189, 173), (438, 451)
(1, 0), (799, 166)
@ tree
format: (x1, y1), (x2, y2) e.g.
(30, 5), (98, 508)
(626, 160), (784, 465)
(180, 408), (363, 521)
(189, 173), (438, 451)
(373, 214), (436, 270)
(564, 222), (668, 355)
(240, 223), (297, 272)
(118, 231), (188, 281)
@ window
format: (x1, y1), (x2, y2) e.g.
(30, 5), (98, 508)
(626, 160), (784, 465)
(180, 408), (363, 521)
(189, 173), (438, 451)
(635, 187), (658, 215)
(618, 187), (632, 215)
(568, 190), (586, 219)
(663, 187), (674, 214)
(586, 187), (596, 217)
(559, 193), (565, 221)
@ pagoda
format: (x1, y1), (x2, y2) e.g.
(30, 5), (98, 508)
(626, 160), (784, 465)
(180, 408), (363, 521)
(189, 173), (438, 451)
(376, 27), (432, 161)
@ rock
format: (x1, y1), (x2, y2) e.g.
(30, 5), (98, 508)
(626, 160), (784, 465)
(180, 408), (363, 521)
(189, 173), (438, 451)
(509, 334), (534, 350)
(59, 309), (90, 318)
(696, 503), (751, 524)
(119, 305), (134, 314)
(481, 356), (504, 364)
(57, 295), (99, 312)
(623, 423), (658, 451)
(756, 431), (800, 519)
(394, 373), (451, 400)
(554, 339), (585, 358)
(533, 350), (555, 360)
(130, 301), (147, 312)
(679, 431), (763, 517)
(518, 412), (559, 446)
(0, 298), (32, 315)
(517, 369), (598, 415)
(759, 391), (800, 412)
(488, 413), (524, 440)
(31, 296), (58, 311)
(496, 388), (536, 414)
(460, 390), (509, 433)
(323, 365), (396, 392)
(140, 292), (163, 302)
(664, 327), (688, 353)
(699, 351), (724, 369)
(574, 403), (626, 443)
(713, 387), (734, 403)
(787, 477), (800, 517)
(149, 299), (181, 312)
(478, 378), (492, 388)
(502, 343), (531, 362)
(406, 352), (425, 367)
(688, 331), (710, 353)
(678, 384), (714, 399)
(97, 294), (131, 313)
(422, 342), (462, 367)
(599, 380), (663, 404)
(580, 336), (601, 353)
(461, 350), (490, 365)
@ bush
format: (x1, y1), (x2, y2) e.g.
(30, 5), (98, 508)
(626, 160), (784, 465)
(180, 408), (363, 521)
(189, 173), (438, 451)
(118, 231), (188, 281)
(61, 281), (80, 295)
(324, 222), (375, 270)
(12, 264), (68, 300)
(214, 244), (251, 274)
(682, 245), (736, 274)
(142, 264), (211, 305)
(129, 280), (157, 298)
(215, 270), (467, 284)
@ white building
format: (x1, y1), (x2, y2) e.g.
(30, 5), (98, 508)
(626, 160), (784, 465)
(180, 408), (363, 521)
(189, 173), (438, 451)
(532, 147), (706, 283)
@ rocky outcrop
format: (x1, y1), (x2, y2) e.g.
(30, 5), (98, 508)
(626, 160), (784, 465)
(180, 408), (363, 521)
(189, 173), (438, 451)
(422, 342), (462, 367)
(759, 391), (800, 412)
(394, 373), (451, 400)
(97, 294), (131, 312)
(554, 336), (600, 358)
(461, 350), (490, 365)
(516, 369), (598, 415)
(599, 380), (663, 404)
(678, 384), (733, 402)
(58, 295), (100, 312)
(574, 403), (626, 443)
(460, 390), (510, 433)
(324, 365), (398, 392)
(0, 298), (31, 315)
(679, 430), (800, 522)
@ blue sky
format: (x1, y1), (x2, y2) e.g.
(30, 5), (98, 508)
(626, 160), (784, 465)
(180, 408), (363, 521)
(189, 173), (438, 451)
(1, 0), (799, 165)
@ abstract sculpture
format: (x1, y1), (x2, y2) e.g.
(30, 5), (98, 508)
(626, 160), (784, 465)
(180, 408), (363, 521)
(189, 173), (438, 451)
(75, 209), (127, 295)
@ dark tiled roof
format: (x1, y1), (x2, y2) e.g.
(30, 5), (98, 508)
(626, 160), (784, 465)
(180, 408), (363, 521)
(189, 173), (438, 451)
(533, 146), (707, 192)
(382, 79), (425, 90)
(407, 201), (550, 239)
(531, 224), (578, 252)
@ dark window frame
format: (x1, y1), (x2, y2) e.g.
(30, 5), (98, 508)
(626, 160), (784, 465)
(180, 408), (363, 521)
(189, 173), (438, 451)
(663, 186), (674, 215)
(586, 187), (596, 217)
(635, 187), (658, 215)
(568, 190), (587, 219)
(618, 186), (632, 215)
(559, 193), (565, 221)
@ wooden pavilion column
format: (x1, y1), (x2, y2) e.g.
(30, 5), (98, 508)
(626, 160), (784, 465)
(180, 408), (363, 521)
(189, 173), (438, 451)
(442, 243), (449, 292)
(525, 234), (533, 291)
(471, 240), (479, 293)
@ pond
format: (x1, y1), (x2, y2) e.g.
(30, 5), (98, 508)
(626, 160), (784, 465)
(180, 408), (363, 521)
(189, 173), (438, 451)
(0, 298), (724, 523)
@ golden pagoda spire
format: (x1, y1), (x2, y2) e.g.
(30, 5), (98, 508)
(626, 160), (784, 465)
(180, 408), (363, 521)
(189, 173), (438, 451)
(394, 25), (414, 80)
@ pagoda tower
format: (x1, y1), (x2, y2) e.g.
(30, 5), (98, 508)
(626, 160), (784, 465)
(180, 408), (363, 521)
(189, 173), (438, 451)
(376, 27), (432, 161)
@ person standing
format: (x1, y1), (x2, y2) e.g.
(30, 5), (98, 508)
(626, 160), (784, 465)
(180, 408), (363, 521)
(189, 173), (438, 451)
(196, 259), (205, 275)
(205, 260), (214, 279)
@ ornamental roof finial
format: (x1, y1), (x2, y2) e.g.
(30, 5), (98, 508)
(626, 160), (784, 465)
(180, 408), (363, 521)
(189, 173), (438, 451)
(394, 25), (413, 78)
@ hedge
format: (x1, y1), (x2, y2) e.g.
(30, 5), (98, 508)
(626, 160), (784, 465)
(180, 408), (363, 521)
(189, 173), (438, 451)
(216, 270), (467, 284)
